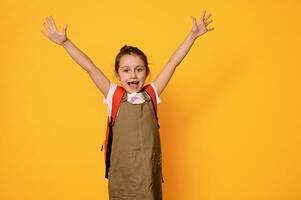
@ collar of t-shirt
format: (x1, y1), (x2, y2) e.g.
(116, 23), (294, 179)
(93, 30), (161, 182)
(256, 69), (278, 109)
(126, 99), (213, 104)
(127, 92), (145, 104)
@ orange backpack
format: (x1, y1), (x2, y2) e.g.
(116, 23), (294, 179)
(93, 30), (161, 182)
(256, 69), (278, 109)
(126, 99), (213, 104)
(101, 84), (159, 179)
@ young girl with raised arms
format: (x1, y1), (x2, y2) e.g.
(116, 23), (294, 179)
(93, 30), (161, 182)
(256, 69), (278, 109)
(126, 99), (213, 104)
(42, 10), (214, 200)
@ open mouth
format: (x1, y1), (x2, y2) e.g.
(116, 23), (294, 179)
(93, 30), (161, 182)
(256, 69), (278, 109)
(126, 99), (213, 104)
(128, 81), (139, 85)
(127, 81), (140, 89)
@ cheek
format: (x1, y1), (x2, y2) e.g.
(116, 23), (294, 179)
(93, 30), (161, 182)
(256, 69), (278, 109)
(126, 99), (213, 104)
(118, 72), (127, 80)
(139, 71), (147, 78)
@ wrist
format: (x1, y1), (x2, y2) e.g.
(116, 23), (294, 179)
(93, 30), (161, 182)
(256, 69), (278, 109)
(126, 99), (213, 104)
(189, 31), (198, 40)
(61, 37), (69, 46)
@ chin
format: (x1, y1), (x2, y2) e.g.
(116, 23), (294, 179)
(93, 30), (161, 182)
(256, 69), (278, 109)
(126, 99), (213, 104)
(127, 87), (142, 93)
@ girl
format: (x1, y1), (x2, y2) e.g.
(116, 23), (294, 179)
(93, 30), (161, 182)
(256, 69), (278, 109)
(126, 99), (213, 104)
(42, 10), (214, 200)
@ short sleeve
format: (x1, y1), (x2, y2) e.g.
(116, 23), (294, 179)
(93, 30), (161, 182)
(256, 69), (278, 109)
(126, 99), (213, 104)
(103, 82), (117, 118)
(150, 82), (161, 104)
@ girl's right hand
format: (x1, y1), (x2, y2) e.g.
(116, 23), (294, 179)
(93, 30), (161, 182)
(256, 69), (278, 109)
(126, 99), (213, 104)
(42, 16), (68, 45)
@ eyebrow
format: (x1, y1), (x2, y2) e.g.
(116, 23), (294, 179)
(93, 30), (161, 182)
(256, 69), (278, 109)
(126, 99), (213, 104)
(120, 65), (144, 69)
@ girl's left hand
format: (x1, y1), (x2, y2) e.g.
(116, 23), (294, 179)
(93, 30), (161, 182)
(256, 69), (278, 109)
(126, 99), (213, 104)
(191, 10), (214, 38)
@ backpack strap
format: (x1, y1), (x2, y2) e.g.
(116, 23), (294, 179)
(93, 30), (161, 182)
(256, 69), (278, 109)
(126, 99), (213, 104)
(143, 84), (159, 121)
(111, 86), (126, 125)
(103, 85), (126, 179)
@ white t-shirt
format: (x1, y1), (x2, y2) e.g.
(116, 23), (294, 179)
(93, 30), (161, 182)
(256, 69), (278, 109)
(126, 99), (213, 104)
(103, 82), (161, 119)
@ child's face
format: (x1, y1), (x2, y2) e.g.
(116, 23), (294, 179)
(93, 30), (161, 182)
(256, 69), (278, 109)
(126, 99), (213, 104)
(117, 54), (147, 93)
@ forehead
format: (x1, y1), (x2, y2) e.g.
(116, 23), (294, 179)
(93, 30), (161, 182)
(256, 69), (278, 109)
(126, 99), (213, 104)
(119, 54), (145, 68)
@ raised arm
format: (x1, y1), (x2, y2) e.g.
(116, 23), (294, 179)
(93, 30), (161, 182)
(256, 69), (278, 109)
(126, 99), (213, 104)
(41, 16), (110, 97)
(153, 10), (214, 96)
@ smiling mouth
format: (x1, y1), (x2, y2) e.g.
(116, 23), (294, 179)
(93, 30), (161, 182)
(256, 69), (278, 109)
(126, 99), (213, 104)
(127, 81), (139, 85)
(127, 81), (140, 89)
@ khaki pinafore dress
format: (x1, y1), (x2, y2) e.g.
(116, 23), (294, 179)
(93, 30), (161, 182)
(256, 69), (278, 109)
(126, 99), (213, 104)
(108, 89), (163, 200)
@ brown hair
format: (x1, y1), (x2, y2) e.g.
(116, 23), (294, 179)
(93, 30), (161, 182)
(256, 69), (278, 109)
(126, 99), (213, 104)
(114, 45), (150, 80)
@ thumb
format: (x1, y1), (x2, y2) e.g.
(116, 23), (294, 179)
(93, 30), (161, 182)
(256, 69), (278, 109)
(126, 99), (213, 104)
(191, 16), (197, 25)
(62, 24), (68, 33)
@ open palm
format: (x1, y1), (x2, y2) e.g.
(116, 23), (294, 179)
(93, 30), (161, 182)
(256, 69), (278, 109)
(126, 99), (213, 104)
(191, 10), (214, 38)
(41, 16), (68, 45)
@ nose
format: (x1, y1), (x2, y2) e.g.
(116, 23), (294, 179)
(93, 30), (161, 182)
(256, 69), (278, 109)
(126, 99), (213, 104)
(130, 70), (137, 78)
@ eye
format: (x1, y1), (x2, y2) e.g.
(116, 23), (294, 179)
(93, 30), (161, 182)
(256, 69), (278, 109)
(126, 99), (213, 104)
(137, 68), (143, 72)
(123, 69), (129, 72)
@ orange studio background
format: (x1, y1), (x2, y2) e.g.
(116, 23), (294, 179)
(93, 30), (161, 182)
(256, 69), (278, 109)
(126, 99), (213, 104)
(0, 0), (300, 199)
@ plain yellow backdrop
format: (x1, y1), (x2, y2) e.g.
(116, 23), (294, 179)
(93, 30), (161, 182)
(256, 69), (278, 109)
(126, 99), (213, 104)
(0, 0), (300, 199)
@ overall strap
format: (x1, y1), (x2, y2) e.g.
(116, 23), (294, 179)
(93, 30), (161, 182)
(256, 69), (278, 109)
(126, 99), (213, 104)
(143, 84), (158, 121)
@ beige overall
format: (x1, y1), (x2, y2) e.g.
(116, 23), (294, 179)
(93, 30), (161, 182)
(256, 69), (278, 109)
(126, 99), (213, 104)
(108, 90), (163, 200)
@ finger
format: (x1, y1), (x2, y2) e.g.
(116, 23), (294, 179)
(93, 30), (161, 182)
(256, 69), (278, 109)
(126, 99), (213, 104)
(49, 16), (58, 31)
(200, 10), (206, 21)
(46, 17), (54, 31)
(207, 27), (215, 31)
(204, 13), (212, 21)
(41, 29), (48, 37)
(43, 22), (51, 33)
(47, 16), (56, 31)
(192, 16), (198, 27)
(62, 24), (68, 33)
(205, 19), (213, 25)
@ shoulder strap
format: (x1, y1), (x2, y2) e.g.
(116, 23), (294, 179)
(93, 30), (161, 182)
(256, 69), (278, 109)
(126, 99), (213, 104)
(143, 84), (158, 120)
(111, 85), (126, 125)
